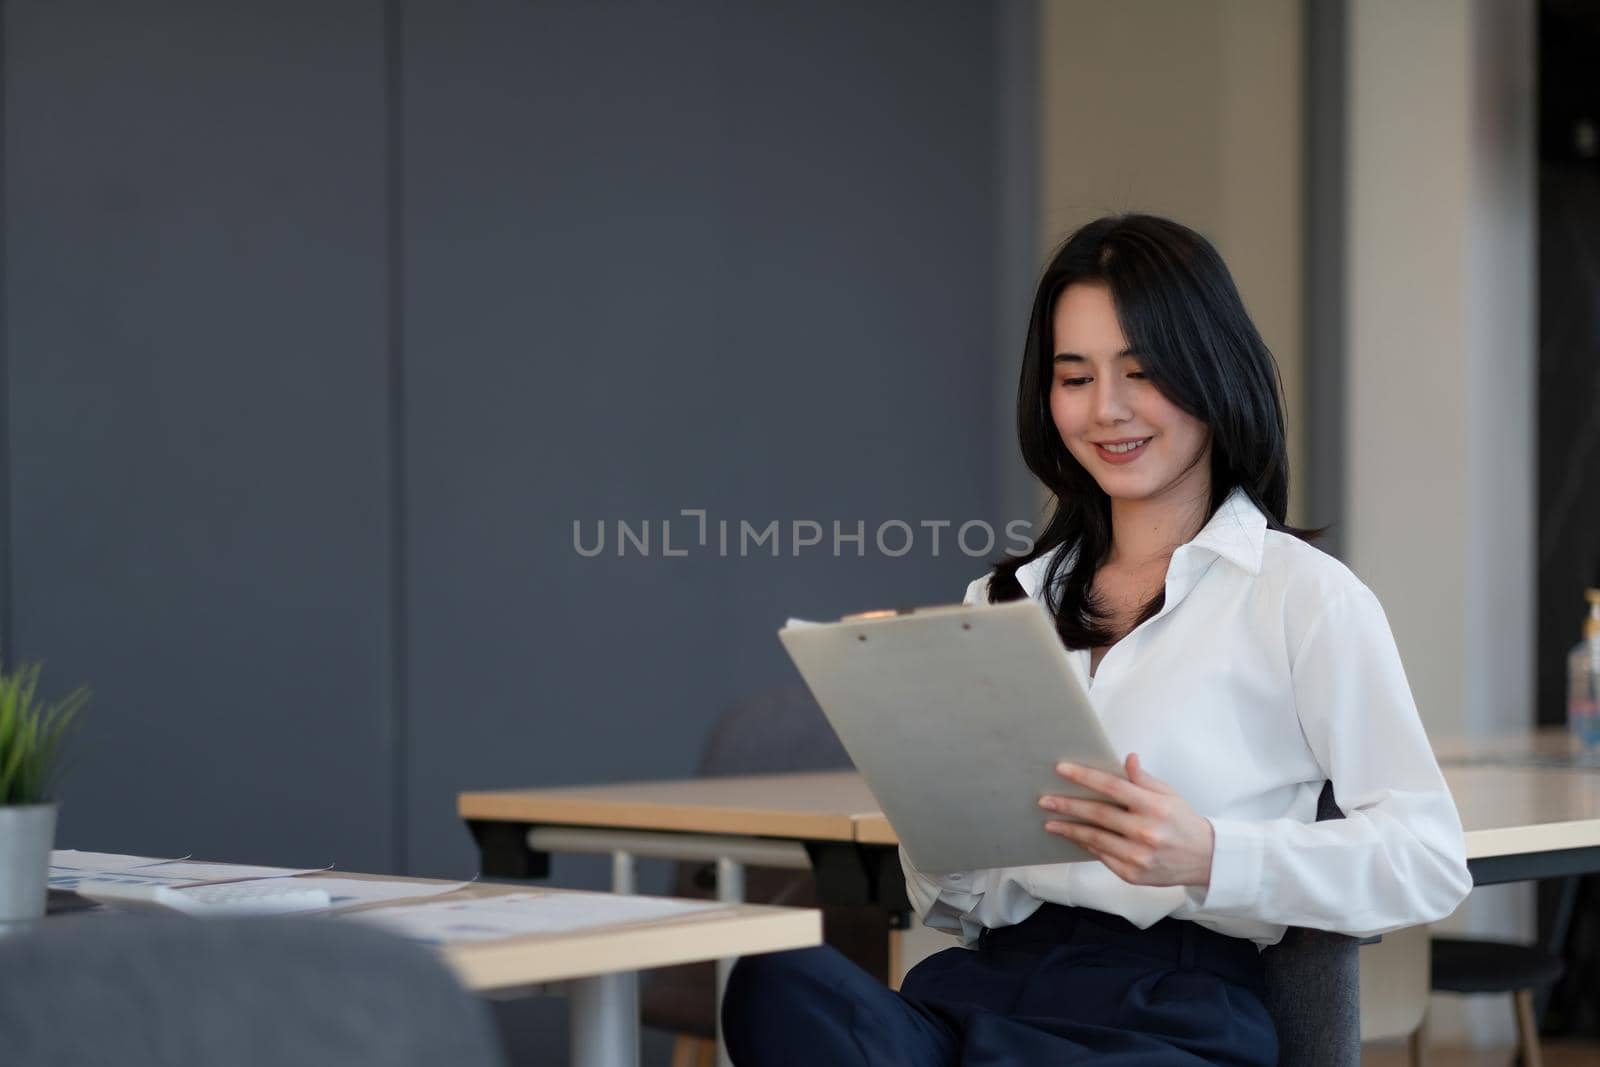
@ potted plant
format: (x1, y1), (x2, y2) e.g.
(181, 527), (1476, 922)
(0, 663), (88, 923)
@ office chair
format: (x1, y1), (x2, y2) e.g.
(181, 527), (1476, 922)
(640, 686), (853, 1066)
(1426, 936), (1564, 1067)
(0, 914), (507, 1067)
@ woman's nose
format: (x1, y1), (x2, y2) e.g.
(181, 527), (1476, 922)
(1094, 378), (1133, 423)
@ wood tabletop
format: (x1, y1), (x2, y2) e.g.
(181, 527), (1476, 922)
(461, 756), (1600, 863)
(1442, 764), (1600, 860)
(1431, 726), (1587, 764)
(304, 872), (820, 990)
(459, 771), (881, 842)
(856, 761), (1600, 857)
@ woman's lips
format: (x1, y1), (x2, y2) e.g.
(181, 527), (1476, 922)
(1093, 437), (1152, 464)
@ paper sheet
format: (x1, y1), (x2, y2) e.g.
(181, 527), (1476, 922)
(48, 869), (206, 892)
(347, 892), (724, 945)
(230, 877), (471, 910)
(50, 851), (328, 893)
(130, 860), (326, 883)
(50, 850), (169, 872)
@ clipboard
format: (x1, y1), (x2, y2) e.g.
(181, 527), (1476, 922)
(778, 599), (1123, 874)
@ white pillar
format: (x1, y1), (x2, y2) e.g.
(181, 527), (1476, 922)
(1036, 0), (1305, 520)
(1346, 0), (1536, 1046)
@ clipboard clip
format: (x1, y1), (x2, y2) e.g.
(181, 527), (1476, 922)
(839, 604), (969, 623)
(839, 609), (906, 622)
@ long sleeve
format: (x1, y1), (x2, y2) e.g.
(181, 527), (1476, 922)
(899, 844), (982, 939)
(1186, 583), (1473, 938)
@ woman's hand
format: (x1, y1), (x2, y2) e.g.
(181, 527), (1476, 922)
(1039, 754), (1215, 888)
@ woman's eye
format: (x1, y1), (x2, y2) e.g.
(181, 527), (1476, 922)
(1058, 377), (1091, 388)
(1128, 371), (1147, 380)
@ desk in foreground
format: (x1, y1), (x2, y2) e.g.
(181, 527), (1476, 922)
(370, 879), (822, 992)
(57, 865), (819, 1067)
(328, 875), (818, 1067)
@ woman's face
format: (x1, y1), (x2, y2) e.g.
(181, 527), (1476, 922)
(1049, 282), (1211, 507)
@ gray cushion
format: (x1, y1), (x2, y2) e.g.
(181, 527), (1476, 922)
(0, 915), (506, 1067)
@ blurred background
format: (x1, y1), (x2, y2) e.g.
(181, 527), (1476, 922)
(2, 0), (1596, 1061)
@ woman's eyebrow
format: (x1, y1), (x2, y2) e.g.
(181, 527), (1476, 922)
(1052, 348), (1139, 363)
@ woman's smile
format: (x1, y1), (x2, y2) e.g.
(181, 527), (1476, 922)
(1093, 436), (1153, 463)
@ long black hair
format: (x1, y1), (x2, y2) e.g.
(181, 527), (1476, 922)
(987, 214), (1310, 648)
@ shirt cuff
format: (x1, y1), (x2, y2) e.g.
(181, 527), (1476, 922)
(1187, 816), (1263, 913)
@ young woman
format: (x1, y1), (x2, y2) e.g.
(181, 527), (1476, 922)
(722, 214), (1472, 1066)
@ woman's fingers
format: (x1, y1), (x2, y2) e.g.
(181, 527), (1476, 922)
(1045, 757), (1213, 889)
(1054, 761), (1157, 812)
(1045, 819), (1153, 874)
(1038, 795), (1154, 845)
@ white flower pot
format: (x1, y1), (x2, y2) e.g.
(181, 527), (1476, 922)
(0, 803), (57, 922)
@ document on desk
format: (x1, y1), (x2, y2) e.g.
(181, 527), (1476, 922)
(50, 850), (169, 873)
(50, 851), (206, 892)
(287, 877), (471, 909)
(49, 851), (328, 892)
(347, 892), (724, 945)
(128, 860), (328, 883)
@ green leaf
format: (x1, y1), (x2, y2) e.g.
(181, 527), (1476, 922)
(0, 662), (90, 806)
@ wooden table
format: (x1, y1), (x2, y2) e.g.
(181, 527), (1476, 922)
(461, 772), (906, 981)
(1430, 725), (1593, 763)
(851, 760), (1600, 885)
(457, 772), (880, 842)
(57, 866), (820, 1067)
(459, 747), (1600, 974)
(1430, 726), (1600, 1024)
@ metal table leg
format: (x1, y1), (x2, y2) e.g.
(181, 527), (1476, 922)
(715, 856), (746, 1067)
(611, 849), (637, 895)
(568, 971), (639, 1067)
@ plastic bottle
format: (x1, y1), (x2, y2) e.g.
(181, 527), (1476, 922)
(1568, 588), (1600, 750)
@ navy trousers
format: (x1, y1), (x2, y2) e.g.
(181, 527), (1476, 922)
(722, 904), (1278, 1066)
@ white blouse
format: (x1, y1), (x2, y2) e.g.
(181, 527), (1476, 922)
(899, 488), (1473, 948)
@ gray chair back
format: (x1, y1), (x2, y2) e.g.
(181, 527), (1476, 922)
(1259, 782), (1361, 1067)
(642, 687), (854, 1039)
(0, 915), (506, 1067)
(696, 685), (852, 777)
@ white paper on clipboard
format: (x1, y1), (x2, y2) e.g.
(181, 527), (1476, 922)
(779, 599), (1123, 874)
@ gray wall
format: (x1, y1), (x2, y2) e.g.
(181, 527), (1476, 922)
(6, 1), (395, 871)
(400, 0), (1002, 882)
(4, 0), (1007, 893)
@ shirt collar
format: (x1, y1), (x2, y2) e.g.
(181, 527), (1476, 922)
(1185, 487), (1268, 576)
(1012, 488), (1268, 599)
